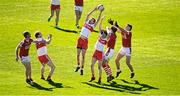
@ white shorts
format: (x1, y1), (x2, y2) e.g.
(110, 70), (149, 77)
(104, 48), (114, 61)
(21, 56), (30, 65)
(75, 6), (83, 12)
(119, 47), (131, 56)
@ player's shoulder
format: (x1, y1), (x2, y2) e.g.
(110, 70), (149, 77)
(18, 40), (25, 47)
(122, 29), (128, 33)
(129, 32), (132, 35)
(20, 39), (25, 44)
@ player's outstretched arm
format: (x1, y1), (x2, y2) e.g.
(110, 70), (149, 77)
(99, 16), (104, 32)
(46, 34), (52, 44)
(113, 21), (126, 33)
(113, 25), (121, 33)
(113, 22), (127, 38)
(94, 10), (103, 27)
(85, 7), (98, 22)
(15, 42), (23, 61)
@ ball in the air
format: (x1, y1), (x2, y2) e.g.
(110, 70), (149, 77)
(97, 4), (104, 11)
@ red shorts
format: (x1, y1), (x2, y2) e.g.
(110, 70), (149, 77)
(93, 50), (103, 61)
(77, 37), (88, 50)
(51, 4), (60, 10)
(38, 55), (50, 64)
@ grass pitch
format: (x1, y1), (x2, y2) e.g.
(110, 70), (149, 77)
(0, 0), (180, 95)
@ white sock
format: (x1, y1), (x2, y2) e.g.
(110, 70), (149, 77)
(117, 69), (121, 72)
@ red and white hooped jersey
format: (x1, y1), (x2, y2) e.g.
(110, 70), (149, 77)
(95, 36), (108, 52)
(19, 39), (33, 58)
(80, 21), (95, 38)
(36, 38), (47, 56)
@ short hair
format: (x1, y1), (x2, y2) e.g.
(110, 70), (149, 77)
(90, 18), (96, 23)
(35, 32), (41, 38)
(127, 24), (132, 31)
(23, 31), (30, 38)
(101, 30), (107, 36)
(111, 26), (117, 33)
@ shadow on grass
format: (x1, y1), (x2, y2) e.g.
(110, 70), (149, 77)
(52, 26), (78, 34)
(48, 80), (63, 88)
(82, 82), (140, 94)
(82, 80), (159, 94)
(120, 79), (159, 91)
(47, 80), (73, 89)
(27, 82), (53, 91)
(27, 80), (73, 91)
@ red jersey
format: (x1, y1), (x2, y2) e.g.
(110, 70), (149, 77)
(107, 33), (117, 49)
(75, 0), (83, 6)
(19, 39), (33, 58)
(121, 30), (132, 47)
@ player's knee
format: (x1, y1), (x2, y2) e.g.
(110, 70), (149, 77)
(115, 59), (119, 64)
(78, 15), (81, 19)
(41, 65), (45, 68)
(91, 64), (94, 68)
(91, 64), (93, 67)
(77, 54), (80, 58)
(26, 67), (29, 71)
(82, 56), (85, 59)
(126, 62), (131, 65)
(98, 66), (102, 70)
(52, 65), (55, 69)
(56, 15), (59, 18)
(26, 66), (31, 70)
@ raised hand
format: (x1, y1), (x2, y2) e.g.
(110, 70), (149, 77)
(108, 18), (114, 25)
(115, 21), (119, 27)
(48, 34), (52, 39)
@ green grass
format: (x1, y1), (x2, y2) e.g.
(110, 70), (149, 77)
(0, 0), (180, 95)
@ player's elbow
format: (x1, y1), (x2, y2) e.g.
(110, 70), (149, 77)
(53, 65), (55, 69)
(115, 59), (119, 64)
(15, 46), (19, 51)
(87, 13), (91, 17)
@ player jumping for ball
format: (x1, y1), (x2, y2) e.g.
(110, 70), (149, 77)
(113, 21), (135, 78)
(102, 19), (118, 82)
(34, 32), (55, 82)
(89, 16), (110, 84)
(75, 5), (103, 75)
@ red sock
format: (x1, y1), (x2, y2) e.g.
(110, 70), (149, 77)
(106, 63), (112, 76)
